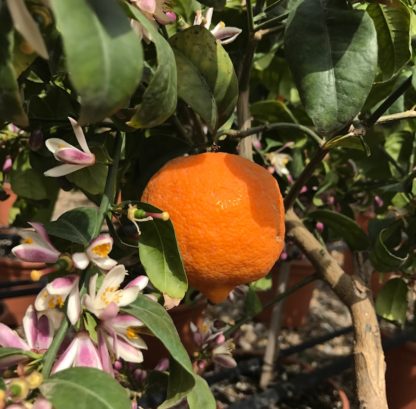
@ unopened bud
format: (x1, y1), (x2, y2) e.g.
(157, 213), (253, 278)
(26, 371), (43, 389)
(9, 379), (29, 400)
(2, 156), (12, 174)
(29, 129), (44, 151)
(316, 222), (324, 233)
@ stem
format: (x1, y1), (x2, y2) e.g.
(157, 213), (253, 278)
(254, 12), (289, 31)
(284, 146), (328, 209)
(246, 0), (255, 32)
(365, 75), (413, 127)
(95, 132), (124, 237)
(376, 109), (416, 125)
(286, 208), (388, 409)
(223, 272), (318, 338)
(41, 317), (69, 377)
(221, 123), (323, 146)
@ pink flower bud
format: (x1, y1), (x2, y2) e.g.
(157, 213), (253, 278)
(316, 222), (324, 233)
(2, 156), (12, 174)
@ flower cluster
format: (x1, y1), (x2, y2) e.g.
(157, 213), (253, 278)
(2, 225), (150, 380)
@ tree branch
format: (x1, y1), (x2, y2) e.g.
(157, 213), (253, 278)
(285, 208), (388, 409)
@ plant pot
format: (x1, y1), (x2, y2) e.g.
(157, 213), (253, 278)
(0, 183), (16, 227)
(256, 260), (316, 329)
(0, 256), (50, 326)
(0, 301), (17, 327)
(141, 297), (207, 369)
(385, 340), (416, 409)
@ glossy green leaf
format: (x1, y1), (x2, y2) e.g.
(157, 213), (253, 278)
(187, 375), (216, 409)
(10, 151), (58, 200)
(370, 226), (409, 272)
(250, 100), (297, 124)
(285, 0), (377, 136)
(6, 0), (48, 59)
(66, 163), (108, 196)
(367, 0), (411, 81)
(170, 26), (238, 130)
(44, 207), (99, 246)
(137, 203), (188, 300)
(40, 367), (131, 409)
(325, 133), (369, 153)
(0, 3), (28, 126)
(122, 295), (195, 408)
(308, 209), (369, 251)
(174, 51), (217, 131)
(126, 5), (177, 128)
(49, 0), (143, 124)
(375, 277), (408, 325)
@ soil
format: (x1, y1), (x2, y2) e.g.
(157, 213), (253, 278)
(206, 280), (356, 408)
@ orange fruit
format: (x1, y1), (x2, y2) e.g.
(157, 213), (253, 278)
(141, 152), (285, 303)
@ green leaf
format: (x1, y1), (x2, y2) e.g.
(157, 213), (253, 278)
(250, 100), (297, 124)
(173, 50), (217, 131)
(370, 226), (409, 272)
(187, 375), (216, 409)
(0, 347), (36, 360)
(284, 0), (377, 136)
(125, 5), (177, 128)
(170, 26), (238, 130)
(122, 295), (195, 408)
(66, 163), (108, 196)
(308, 209), (369, 251)
(6, 0), (48, 59)
(250, 275), (272, 291)
(325, 133), (369, 153)
(375, 277), (408, 325)
(10, 151), (58, 200)
(49, 0), (143, 124)
(44, 207), (99, 246)
(0, 378), (5, 391)
(0, 3), (28, 126)
(137, 202), (188, 300)
(40, 367), (131, 409)
(367, 0), (411, 81)
(244, 285), (263, 316)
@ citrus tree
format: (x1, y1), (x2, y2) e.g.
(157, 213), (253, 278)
(0, 0), (415, 408)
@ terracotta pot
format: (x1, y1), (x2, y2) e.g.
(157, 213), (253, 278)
(0, 257), (50, 326)
(385, 341), (416, 409)
(0, 183), (17, 227)
(256, 260), (316, 329)
(0, 301), (17, 327)
(141, 297), (207, 368)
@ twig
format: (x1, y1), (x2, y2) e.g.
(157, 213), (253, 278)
(285, 208), (388, 409)
(220, 122), (323, 146)
(223, 273), (318, 338)
(376, 109), (416, 125)
(259, 262), (289, 389)
(365, 75), (413, 127)
(254, 12), (289, 31)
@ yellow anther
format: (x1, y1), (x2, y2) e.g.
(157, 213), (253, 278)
(161, 212), (170, 221)
(91, 243), (111, 257)
(126, 327), (139, 340)
(23, 237), (33, 244)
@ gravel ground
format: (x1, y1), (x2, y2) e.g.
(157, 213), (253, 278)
(206, 280), (356, 408)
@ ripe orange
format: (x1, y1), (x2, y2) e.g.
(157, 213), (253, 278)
(141, 152), (285, 303)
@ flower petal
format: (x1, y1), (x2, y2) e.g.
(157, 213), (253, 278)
(33, 398), (53, 409)
(12, 244), (59, 263)
(135, 0), (156, 14)
(47, 276), (78, 295)
(56, 148), (95, 166)
(22, 305), (38, 350)
(212, 353), (237, 368)
(98, 329), (114, 376)
(66, 279), (81, 325)
(0, 323), (29, 350)
(107, 314), (143, 330)
(212, 25), (242, 44)
(93, 257), (118, 271)
(74, 333), (102, 369)
(35, 314), (53, 350)
(117, 287), (140, 307)
(44, 164), (87, 177)
(87, 234), (113, 259)
(125, 275), (148, 291)
(72, 252), (90, 270)
(68, 117), (91, 154)
(52, 337), (79, 374)
(45, 138), (74, 156)
(113, 335), (144, 363)
(98, 302), (119, 320)
(29, 222), (56, 250)
(98, 265), (127, 299)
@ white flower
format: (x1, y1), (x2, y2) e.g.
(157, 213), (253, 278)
(83, 265), (148, 319)
(72, 234), (117, 271)
(194, 8), (241, 44)
(44, 117), (95, 177)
